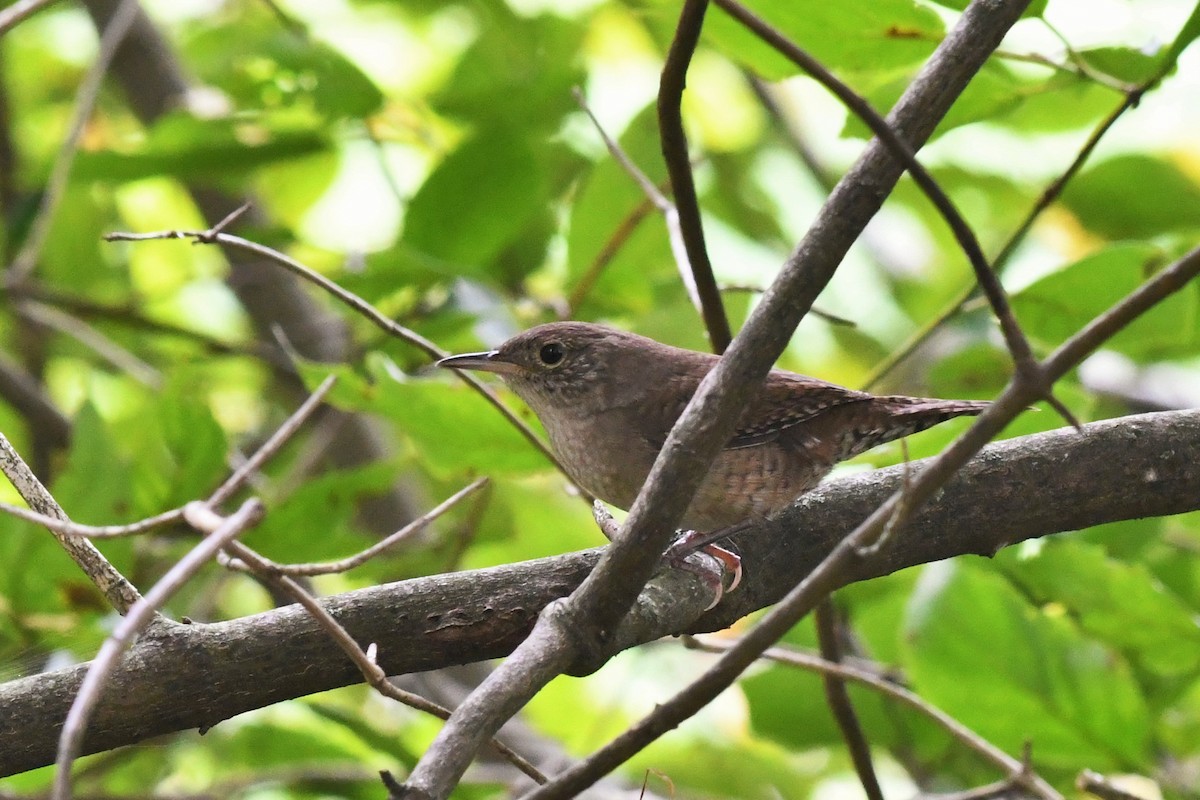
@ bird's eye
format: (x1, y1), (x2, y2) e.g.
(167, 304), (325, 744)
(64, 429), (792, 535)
(538, 342), (564, 366)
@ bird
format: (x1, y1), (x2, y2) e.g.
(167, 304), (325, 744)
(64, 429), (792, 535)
(437, 322), (989, 590)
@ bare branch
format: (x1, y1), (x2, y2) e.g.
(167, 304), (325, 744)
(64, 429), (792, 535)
(17, 301), (162, 388)
(0, 350), (71, 448)
(0, 0), (67, 38)
(2, 409), (1198, 777)
(862, 31), (1182, 391)
(0, 502), (183, 538)
(814, 601), (883, 800)
(713, 0), (1046, 404)
(207, 374), (337, 507)
(686, 635), (1062, 799)
(572, 89), (704, 317)
(104, 227), (585, 500)
(223, 539), (547, 785)
(0, 432), (142, 613)
(222, 478), (488, 576)
(1075, 770), (1149, 800)
(52, 498), (266, 800)
(396, 4), (1036, 797)
(657, 0), (732, 352)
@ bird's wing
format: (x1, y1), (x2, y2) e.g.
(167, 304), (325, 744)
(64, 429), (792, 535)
(642, 370), (870, 450)
(726, 373), (870, 449)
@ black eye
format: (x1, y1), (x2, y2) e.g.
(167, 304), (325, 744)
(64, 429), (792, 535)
(539, 342), (564, 366)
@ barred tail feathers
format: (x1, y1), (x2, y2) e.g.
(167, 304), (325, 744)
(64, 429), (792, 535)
(835, 397), (990, 461)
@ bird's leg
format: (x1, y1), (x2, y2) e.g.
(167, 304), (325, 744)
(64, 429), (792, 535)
(593, 502), (740, 609)
(664, 523), (753, 608)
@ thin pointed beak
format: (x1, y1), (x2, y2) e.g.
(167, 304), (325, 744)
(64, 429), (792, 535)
(436, 350), (525, 375)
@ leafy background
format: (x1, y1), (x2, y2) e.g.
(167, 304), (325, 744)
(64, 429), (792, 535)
(1, 0), (1200, 798)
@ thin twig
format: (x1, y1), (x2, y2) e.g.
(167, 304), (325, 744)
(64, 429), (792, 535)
(0, 0), (67, 37)
(1038, 19), (1141, 92)
(2, 282), (286, 367)
(5, 0), (139, 284)
(1075, 769), (1149, 800)
(17, 300), (162, 388)
(814, 602), (883, 800)
(573, 88), (670, 210)
(712, 0), (1054, 412)
(0, 502), (184, 538)
(223, 477), (488, 576)
(565, 194), (658, 316)
(686, 635), (1057, 797)
(0, 432), (142, 613)
(51, 498), (266, 800)
(0, 349), (72, 447)
(720, 285), (857, 326)
(441, 478), (493, 571)
(222, 538), (548, 785)
(657, 0), (732, 352)
(861, 35), (1179, 392)
(571, 89), (704, 320)
(207, 374), (337, 507)
(104, 227), (584, 497)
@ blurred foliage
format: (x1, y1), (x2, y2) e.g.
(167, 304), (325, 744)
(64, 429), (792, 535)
(1, 0), (1199, 798)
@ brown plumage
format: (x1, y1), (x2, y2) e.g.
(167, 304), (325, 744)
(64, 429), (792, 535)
(438, 322), (988, 530)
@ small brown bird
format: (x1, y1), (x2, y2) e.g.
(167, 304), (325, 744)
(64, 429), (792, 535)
(438, 322), (988, 588)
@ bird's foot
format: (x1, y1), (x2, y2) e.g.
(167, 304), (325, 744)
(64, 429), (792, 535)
(664, 529), (742, 610)
(594, 503), (742, 610)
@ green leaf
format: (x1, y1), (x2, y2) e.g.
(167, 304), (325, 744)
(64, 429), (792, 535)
(185, 19), (384, 119)
(399, 131), (550, 285)
(70, 113), (329, 183)
(137, 390), (228, 512)
(1011, 242), (1198, 361)
(432, 6), (585, 130)
(904, 562), (1151, 769)
(302, 360), (553, 477)
(247, 462), (403, 565)
(1061, 154), (1200, 240)
(1077, 46), (1163, 85)
(1160, 2), (1200, 70)
(705, 0), (943, 81)
(998, 540), (1200, 677)
(565, 105), (672, 316)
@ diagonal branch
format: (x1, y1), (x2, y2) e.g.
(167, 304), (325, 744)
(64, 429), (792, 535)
(104, 226), (584, 498)
(0, 0), (65, 36)
(395, 4), (1034, 798)
(519, 243), (1199, 800)
(712, 0), (1071, 424)
(0, 432), (142, 613)
(861, 14), (1191, 391)
(814, 601), (883, 800)
(687, 635), (1052, 795)
(5, 0), (139, 285)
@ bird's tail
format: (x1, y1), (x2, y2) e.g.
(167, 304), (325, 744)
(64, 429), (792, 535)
(836, 397), (991, 461)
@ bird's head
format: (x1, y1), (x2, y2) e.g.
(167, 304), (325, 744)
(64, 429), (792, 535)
(436, 322), (653, 415)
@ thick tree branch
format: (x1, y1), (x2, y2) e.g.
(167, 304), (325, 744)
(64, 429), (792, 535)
(1, 409), (1197, 777)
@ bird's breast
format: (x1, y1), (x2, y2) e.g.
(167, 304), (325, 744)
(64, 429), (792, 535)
(537, 407), (659, 511)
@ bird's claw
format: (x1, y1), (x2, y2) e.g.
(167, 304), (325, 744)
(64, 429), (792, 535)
(664, 530), (743, 610)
